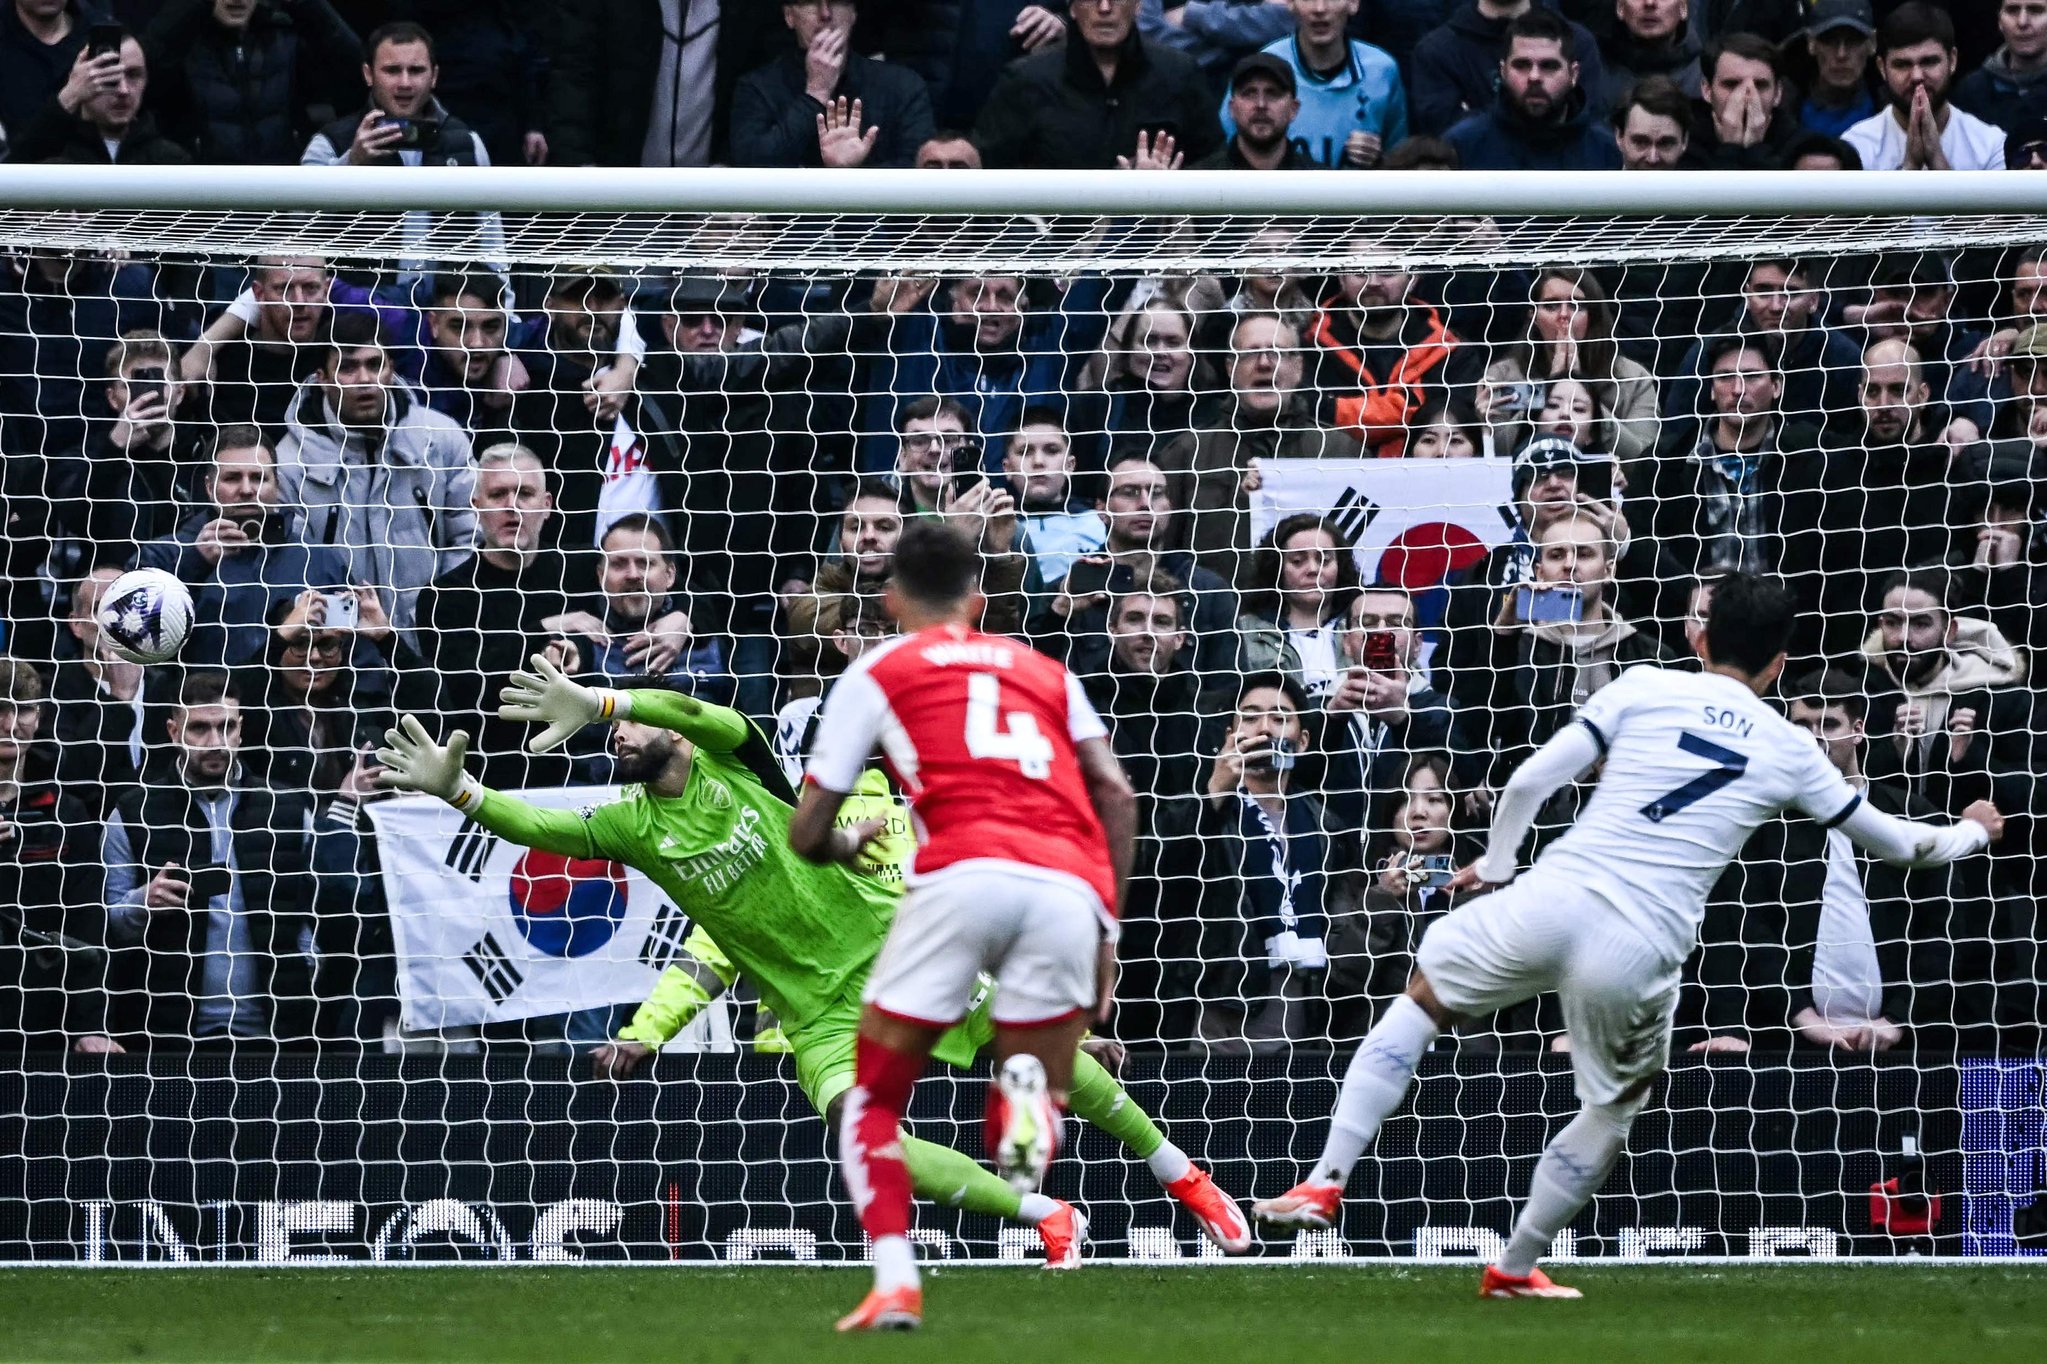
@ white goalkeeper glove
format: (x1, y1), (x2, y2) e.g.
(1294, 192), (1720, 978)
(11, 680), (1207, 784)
(499, 652), (628, 754)
(376, 715), (483, 810)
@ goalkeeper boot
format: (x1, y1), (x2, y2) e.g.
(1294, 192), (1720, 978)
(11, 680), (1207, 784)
(1250, 1180), (1343, 1231)
(1479, 1266), (1582, 1300)
(1036, 1200), (1089, 1271)
(835, 1285), (923, 1332)
(1165, 1166), (1253, 1253)
(988, 1053), (1059, 1194)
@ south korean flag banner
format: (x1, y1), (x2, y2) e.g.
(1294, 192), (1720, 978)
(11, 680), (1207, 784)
(1249, 457), (1518, 594)
(368, 788), (731, 1048)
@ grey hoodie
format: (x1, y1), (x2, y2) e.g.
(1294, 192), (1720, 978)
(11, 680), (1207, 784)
(276, 378), (477, 639)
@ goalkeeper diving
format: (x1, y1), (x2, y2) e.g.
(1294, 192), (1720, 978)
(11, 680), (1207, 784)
(375, 655), (1252, 1262)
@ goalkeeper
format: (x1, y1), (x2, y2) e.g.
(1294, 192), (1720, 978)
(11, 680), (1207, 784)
(375, 657), (1251, 1262)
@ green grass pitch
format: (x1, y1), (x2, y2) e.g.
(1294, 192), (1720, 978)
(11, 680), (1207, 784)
(1, 1264), (2043, 1364)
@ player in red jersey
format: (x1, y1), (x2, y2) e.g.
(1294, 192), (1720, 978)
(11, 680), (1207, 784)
(790, 520), (1137, 1332)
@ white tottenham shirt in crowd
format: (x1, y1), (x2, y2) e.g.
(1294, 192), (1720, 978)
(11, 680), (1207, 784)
(1842, 104), (2008, 172)
(1475, 665), (1988, 968)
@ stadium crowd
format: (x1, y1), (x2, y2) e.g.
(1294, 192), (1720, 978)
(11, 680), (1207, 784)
(1, 0), (2045, 1062)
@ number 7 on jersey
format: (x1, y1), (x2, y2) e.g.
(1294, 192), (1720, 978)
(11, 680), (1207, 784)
(964, 672), (1054, 779)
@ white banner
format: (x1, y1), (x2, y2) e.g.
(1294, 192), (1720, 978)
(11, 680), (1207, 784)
(1249, 458), (1517, 588)
(368, 787), (731, 1047)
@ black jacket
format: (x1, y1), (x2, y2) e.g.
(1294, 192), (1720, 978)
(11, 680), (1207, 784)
(545, 0), (781, 166)
(1699, 780), (1998, 1049)
(0, 776), (109, 1048)
(49, 659), (146, 822)
(1409, 1), (1608, 137)
(143, 0), (358, 164)
(1443, 86), (1621, 171)
(113, 775), (313, 1043)
(394, 0), (544, 168)
(1635, 416), (1823, 583)
(10, 105), (191, 165)
(0, 0), (100, 152)
(729, 49), (936, 169)
(972, 23), (1222, 170)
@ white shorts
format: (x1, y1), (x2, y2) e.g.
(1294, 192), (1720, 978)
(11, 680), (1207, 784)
(864, 860), (1107, 1027)
(1415, 872), (1681, 1106)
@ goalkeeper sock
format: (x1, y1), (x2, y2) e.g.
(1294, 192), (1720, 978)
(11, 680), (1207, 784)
(902, 1133), (1027, 1220)
(1496, 1101), (1634, 1278)
(1067, 1047), (1182, 1177)
(1309, 995), (1437, 1186)
(842, 1037), (923, 1290)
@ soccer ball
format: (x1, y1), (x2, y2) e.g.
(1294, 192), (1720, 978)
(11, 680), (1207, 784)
(96, 568), (194, 665)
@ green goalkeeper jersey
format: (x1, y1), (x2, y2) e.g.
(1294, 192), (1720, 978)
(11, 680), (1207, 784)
(461, 690), (899, 1031)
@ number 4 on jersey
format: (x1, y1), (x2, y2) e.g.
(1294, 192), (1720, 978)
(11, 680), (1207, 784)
(964, 672), (1054, 779)
(1641, 731), (1749, 823)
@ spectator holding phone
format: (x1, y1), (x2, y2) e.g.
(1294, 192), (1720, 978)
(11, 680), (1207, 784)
(232, 588), (394, 799)
(103, 670), (316, 1048)
(1320, 585), (1477, 833)
(0, 1), (95, 145)
(13, 24), (191, 164)
(299, 22), (504, 278)
(1326, 752), (1486, 1040)
(49, 329), (203, 565)
(137, 426), (351, 668)
(1185, 672), (1356, 1052)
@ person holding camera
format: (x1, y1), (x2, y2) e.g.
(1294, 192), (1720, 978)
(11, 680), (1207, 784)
(299, 21), (503, 278)
(1184, 672), (1356, 1053)
(136, 426), (351, 668)
(12, 23), (191, 164)
(50, 329), (205, 569)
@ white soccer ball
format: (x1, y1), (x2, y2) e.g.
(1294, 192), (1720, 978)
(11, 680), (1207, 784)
(96, 568), (195, 665)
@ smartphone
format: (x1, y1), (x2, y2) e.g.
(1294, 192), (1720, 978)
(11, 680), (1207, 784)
(319, 591), (360, 629)
(946, 439), (987, 500)
(1415, 854), (1456, 890)
(1246, 736), (1297, 774)
(87, 23), (124, 58)
(186, 863), (234, 901)
(385, 116), (441, 149)
(1515, 583), (1584, 625)
(126, 364), (167, 412)
(1361, 630), (1399, 673)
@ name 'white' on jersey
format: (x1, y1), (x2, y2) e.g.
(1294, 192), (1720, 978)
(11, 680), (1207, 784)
(1532, 665), (1861, 963)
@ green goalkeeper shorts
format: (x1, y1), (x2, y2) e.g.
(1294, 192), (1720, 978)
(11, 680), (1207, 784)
(791, 977), (997, 1115)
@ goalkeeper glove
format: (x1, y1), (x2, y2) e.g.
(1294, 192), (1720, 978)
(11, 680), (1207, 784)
(376, 715), (484, 811)
(499, 652), (629, 754)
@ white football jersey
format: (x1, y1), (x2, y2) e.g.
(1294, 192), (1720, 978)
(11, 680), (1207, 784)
(1531, 665), (1861, 962)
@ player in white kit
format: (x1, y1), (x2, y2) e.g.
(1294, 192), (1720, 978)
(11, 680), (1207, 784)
(1251, 572), (2003, 1297)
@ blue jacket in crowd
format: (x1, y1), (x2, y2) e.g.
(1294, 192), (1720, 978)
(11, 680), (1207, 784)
(1444, 87), (1621, 171)
(1221, 34), (1409, 168)
(1409, 0), (1607, 137)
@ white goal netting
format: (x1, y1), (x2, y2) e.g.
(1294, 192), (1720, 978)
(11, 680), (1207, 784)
(0, 174), (2043, 1263)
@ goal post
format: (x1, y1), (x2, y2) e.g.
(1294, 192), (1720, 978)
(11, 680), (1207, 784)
(0, 166), (2042, 1265)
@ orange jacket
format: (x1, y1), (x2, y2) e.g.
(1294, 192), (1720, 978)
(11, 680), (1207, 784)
(1309, 300), (1457, 454)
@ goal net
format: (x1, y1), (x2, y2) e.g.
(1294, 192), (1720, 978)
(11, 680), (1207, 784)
(0, 166), (2042, 1264)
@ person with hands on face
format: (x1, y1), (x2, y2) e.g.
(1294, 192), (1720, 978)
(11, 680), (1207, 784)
(1843, 3), (2009, 172)
(730, 0), (935, 169)
(1676, 32), (1795, 169)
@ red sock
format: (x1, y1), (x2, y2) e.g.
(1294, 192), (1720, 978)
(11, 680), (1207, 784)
(841, 1037), (923, 1241)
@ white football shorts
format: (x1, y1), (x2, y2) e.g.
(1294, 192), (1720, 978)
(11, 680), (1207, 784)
(1415, 870), (1682, 1106)
(864, 859), (1109, 1027)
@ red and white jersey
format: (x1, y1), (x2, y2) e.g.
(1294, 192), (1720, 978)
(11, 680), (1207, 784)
(804, 624), (1116, 913)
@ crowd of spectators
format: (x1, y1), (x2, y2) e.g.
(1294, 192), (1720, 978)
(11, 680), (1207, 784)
(2, 0), (2046, 1061)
